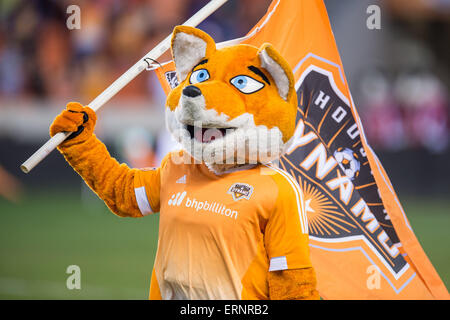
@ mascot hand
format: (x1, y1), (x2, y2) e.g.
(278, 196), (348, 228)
(50, 102), (97, 147)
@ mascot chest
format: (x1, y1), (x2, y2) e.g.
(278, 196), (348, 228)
(158, 163), (275, 237)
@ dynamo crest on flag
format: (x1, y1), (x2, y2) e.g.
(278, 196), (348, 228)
(154, 0), (448, 299)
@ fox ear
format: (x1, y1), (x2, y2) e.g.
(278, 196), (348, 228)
(171, 26), (216, 82)
(258, 44), (295, 101)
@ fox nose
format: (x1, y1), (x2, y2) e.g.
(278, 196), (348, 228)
(182, 85), (202, 98)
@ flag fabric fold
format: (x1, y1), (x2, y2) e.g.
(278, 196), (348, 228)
(154, 0), (448, 299)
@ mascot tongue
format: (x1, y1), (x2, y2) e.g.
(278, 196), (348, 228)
(193, 126), (228, 143)
(194, 128), (206, 142)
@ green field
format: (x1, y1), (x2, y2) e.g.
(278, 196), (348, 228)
(0, 190), (449, 299)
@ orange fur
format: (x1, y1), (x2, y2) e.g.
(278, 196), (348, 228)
(167, 27), (297, 143)
(50, 103), (141, 218)
(50, 26), (318, 300)
(50, 102), (97, 146)
(268, 268), (320, 300)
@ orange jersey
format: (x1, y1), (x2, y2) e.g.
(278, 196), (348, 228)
(134, 151), (312, 300)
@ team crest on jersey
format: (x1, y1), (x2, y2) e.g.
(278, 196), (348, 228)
(227, 183), (253, 201)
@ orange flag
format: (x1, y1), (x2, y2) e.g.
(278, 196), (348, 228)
(154, 0), (448, 299)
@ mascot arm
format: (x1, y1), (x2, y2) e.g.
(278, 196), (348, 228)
(265, 173), (320, 300)
(268, 268), (320, 300)
(50, 102), (143, 218)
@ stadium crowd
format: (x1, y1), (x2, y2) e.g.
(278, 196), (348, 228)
(0, 0), (448, 155)
(0, 0), (270, 102)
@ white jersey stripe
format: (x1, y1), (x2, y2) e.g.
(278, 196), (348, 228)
(263, 164), (304, 232)
(269, 256), (288, 271)
(134, 186), (153, 216)
(264, 164), (308, 234)
(270, 164), (308, 234)
(275, 166), (308, 234)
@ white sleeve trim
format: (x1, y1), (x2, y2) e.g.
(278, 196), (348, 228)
(263, 164), (309, 234)
(269, 256), (288, 271)
(134, 186), (153, 216)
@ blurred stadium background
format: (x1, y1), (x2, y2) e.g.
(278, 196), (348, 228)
(0, 0), (449, 299)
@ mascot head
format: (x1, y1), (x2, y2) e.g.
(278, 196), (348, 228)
(165, 26), (297, 172)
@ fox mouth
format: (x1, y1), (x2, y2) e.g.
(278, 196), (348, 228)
(186, 125), (235, 143)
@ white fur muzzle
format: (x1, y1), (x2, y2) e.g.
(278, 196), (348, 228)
(166, 91), (289, 170)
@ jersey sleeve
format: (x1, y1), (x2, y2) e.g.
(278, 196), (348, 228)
(133, 153), (171, 215)
(264, 170), (312, 272)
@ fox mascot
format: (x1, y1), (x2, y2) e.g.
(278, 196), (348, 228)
(50, 26), (319, 300)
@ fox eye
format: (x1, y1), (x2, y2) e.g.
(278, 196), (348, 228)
(230, 75), (264, 94)
(190, 69), (210, 84)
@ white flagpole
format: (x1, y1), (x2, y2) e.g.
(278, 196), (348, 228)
(20, 0), (229, 174)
